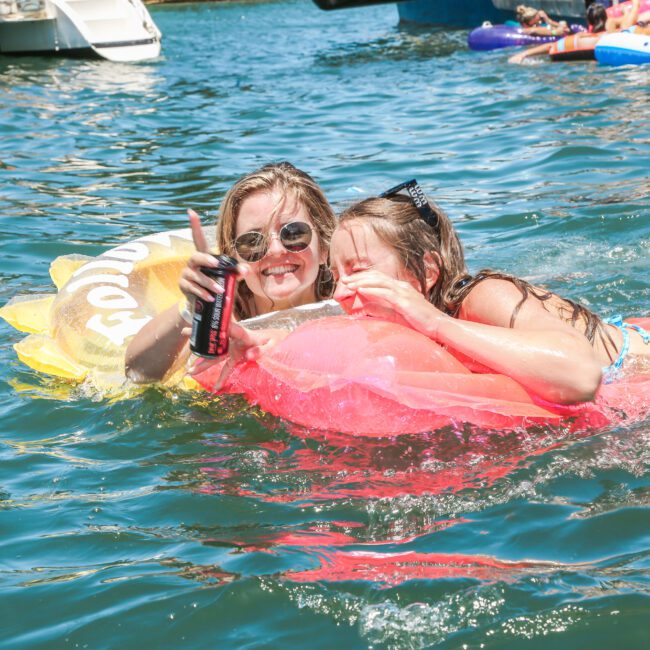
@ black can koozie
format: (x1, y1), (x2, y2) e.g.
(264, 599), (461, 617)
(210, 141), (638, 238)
(189, 254), (238, 357)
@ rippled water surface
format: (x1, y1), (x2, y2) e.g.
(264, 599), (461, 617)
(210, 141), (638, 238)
(1, 1), (649, 648)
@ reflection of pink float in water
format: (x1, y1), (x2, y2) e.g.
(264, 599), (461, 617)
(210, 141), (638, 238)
(285, 550), (554, 586)
(198, 425), (576, 505)
(197, 523), (571, 586)
(196, 316), (650, 437)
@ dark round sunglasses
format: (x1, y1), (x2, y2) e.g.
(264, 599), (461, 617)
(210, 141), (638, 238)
(234, 221), (313, 263)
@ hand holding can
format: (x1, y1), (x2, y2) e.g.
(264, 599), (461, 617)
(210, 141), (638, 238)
(189, 254), (238, 357)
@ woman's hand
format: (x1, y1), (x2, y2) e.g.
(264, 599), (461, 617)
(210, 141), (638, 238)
(125, 209), (247, 383)
(189, 324), (288, 391)
(337, 269), (447, 337)
(181, 209), (248, 305)
(508, 51), (528, 64)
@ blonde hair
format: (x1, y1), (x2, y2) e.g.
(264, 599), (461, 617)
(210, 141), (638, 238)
(516, 4), (539, 24)
(337, 191), (617, 360)
(216, 162), (336, 319)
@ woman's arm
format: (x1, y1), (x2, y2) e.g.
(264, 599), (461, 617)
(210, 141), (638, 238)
(620, 0), (641, 29)
(508, 42), (553, 63)
(339, 272), (602, 404)
(125, 302), (191, 383)
(125, 209), (226, 383)
(439, 279), (602, 403)
(521, 26), (555, 35)
(606, 0), (640, 30)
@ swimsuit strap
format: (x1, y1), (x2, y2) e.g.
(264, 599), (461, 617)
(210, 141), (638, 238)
(601, 315), (650, 381)
(604, 314), (650, 343)
(603, 316), (630, 373)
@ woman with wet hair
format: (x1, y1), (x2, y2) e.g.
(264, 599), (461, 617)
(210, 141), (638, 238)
(328, 181), (649, 404)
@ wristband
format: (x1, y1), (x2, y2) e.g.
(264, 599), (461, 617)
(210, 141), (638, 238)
(178, 300), (193, 325)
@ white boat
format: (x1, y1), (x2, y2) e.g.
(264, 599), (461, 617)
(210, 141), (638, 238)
(0, 0), (161, 61)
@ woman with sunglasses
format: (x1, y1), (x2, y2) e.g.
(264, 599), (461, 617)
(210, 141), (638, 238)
(329, 181), (649, 405)
(125, 162), (335, 384)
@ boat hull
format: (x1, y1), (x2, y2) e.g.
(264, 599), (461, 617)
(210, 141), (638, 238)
(0, 14), (87, 53)
(398, 0), (511, 28)
(397, 0), (589, 27)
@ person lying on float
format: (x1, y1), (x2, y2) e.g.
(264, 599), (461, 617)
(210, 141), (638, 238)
(508, 0), (639, 63)
(515, 4), (571, 36)
(327, 181), (649, 405)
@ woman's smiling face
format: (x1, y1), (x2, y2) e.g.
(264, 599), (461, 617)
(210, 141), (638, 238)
(235, 189), (326, 314)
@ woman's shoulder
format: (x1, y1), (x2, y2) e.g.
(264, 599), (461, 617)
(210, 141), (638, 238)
(458, 276), (523, 323)
(459, 274), (561, 327)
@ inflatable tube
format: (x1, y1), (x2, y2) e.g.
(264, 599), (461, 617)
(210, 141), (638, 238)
(0, 228), (197, 389)
(549, 33), (602, 61)
(606, 0), (650, 18)
(468, 24), (584, 51)
(196, 317), (566, 434)
(196, 315), (650, 436)
(595, 31), (650, 65)
(2, 230), (649, 435)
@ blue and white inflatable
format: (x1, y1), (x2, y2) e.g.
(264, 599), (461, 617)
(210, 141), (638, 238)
(595, 32), (650, 66)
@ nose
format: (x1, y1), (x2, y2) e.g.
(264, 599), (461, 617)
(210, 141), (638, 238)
(333, 281), (363, 313)
(333, 281), (353, 302)
(265, 232), (285, 256)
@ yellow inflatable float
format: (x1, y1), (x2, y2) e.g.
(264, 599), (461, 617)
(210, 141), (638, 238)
(1, 228), (197, 392)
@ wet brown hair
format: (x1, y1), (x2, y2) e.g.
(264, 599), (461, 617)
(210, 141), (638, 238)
(586, 3), (607, 32)
(337, 193), (617, 360)
(216, 162), (335, 320)
(337, 195), (470, 314)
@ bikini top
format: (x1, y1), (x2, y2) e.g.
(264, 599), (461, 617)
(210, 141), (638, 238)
(602, 315), (650, 382)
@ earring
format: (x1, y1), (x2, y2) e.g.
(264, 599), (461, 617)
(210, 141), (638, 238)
(319, 264), (334, 284)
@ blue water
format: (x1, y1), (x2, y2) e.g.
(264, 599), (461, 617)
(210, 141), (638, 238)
(1, 1), (649, 648)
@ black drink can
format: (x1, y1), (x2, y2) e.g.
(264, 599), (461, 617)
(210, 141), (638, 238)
(189, 254), (238, 357)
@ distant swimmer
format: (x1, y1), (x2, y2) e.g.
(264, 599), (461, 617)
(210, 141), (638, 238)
(508, 1), (638, 63)
(515, 4), (571, 36)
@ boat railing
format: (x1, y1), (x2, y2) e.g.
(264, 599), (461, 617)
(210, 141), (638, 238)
(126, 0), (162, 39)
(0, 0), (49, 19)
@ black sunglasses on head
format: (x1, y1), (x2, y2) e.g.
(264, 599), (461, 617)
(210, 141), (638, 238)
(234, 221), (313, 262)
(380, 179), (439, 230)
